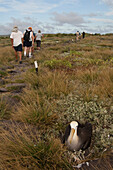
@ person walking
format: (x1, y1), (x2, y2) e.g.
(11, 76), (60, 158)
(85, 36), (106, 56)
(35, 30), (43, 50)
(31, 30), (36, 56)
(10, 26), (23, 64)
(82, 31), (85, 39)
(75, 31), (79, 41)
(23, 27), (34, 58)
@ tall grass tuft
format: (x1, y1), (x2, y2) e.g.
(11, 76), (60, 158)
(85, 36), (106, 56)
(0, 46), (14, 66)
(0, 122), (70, 169)
(23, 68), (75, 98)
(0, 97), (12, 119)
(13, 88), (57, 126)
(74, 67), (113, 100)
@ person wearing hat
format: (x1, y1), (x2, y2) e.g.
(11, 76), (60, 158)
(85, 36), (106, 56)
(23, 27), (34, 58)
(75, 31), (79, 41)
(10, 26), (23, 64)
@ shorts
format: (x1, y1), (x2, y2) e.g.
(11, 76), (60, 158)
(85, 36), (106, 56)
(14, 44), (22, 52)
(24, 41), (32, 47)
(36, 40), (41, 47)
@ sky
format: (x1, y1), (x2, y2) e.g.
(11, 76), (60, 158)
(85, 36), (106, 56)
(0, 0), (113, 35)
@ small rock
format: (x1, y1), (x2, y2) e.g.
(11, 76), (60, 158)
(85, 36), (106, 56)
(0, 88), (8, 92)
(6, 83), (26, 88)
(7, 70), (18, 73)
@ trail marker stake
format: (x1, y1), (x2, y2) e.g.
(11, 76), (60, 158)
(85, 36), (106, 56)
(34, 61), (38, 74)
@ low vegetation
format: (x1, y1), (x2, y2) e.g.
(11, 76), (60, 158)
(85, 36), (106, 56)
(0, 34), (112, 169)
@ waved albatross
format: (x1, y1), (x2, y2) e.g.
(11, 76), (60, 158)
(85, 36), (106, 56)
(62, 121), (92, 151)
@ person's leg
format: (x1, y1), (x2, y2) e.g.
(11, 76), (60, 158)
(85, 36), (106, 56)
(31, 42), (34, 55)
(37, 40), (41, 50)
(15, 50), (18, 60)
(18, 51), (22, 62)
(18, 44), (22, 64)
(29, 47), (32, 58)
(32, 46), (34, 54)
(24, 46), (27, 57)
(13, 46), (18, 61)
(29, 42), (32, 58)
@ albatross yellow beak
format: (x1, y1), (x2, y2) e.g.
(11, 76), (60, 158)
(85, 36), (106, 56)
(70, 128), (75, 144)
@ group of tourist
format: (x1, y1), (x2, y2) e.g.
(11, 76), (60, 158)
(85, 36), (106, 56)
(75, 31), (85, 41)
(10, 26), (86, 64)
(10, 26), (43, 64)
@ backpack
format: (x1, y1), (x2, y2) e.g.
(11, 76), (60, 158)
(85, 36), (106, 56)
(24, 30), (31, 41)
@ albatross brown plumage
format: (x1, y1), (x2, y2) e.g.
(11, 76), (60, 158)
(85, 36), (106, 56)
(62, 121), (92, 151)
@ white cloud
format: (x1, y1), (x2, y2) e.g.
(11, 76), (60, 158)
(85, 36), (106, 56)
(0, 7), (8, 12)
(100, 0), (113, 16)
(86, 24), (113, 34)
(90, 18), (113, 23)
(0, 16), (57, 35)
(84, 12), (102, 17)
(0, 0), (58, 14)
(101, 0), (113, 6)
(0, 16), (113, 35)
(13, 1), (58, 14)
(106, 11), (113, 16)
(52, 12), (86, 26)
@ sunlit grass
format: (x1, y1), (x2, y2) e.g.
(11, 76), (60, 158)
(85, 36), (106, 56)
(12, 88), (57, 126)
(71, 67), (113, 100)
(23, 68), (75, 98)
(0, 46), (14, 66)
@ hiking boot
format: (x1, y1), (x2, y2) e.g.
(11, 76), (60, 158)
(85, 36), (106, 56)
(19, 61), (22, 64)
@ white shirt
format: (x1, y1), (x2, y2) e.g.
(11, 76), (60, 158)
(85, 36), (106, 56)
(36, 33), (42, 41)
(10, 31), (23, 46)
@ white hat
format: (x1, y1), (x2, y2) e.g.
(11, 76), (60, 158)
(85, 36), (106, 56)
(12, 26), (18, 32)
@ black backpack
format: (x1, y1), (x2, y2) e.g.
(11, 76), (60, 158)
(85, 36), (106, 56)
(24, 30), (31, 41)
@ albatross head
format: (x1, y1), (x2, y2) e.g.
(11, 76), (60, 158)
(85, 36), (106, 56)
(70, 121), (78, 129)
(69, 121), (78, 144)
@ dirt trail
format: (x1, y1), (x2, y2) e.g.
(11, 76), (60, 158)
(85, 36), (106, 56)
(0, 57), (34, 109)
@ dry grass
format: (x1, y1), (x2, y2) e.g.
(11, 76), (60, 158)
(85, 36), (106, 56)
(0, 46), (14, 66)
(0, 96), (12, 119)
(12, 88), (57, 126)
(0, 121), (70, 169)
(73, 67), (113, 100)
(23, 68), (75, 98)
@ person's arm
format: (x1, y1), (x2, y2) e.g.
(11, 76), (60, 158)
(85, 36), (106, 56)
(32, 32), (34, 44)
(22, 38), (24, 47)
(11, 38), (14, 48)
(35, 34), (37, 41)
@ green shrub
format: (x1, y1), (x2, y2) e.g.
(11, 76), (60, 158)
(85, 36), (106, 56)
(44, 59), (72, 69)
